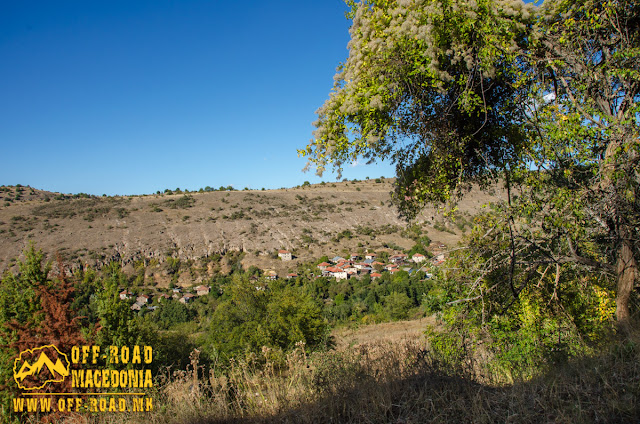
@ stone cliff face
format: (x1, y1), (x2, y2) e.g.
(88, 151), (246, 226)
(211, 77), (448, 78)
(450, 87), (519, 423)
(0, 180), (504, 273)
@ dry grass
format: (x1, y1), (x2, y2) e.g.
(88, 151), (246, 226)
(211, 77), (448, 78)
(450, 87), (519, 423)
(53, 331), (640, 424)
(332, 316), (436, 349)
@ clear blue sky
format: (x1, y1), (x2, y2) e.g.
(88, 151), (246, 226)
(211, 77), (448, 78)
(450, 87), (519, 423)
(0, 0), (394, 195)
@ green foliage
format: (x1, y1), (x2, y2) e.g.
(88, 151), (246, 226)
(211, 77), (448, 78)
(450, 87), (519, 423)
(427, 219), (619, 376)
(302, 0), (639, 349)
(382, 292), (414, 320)
(70, 268), (100, 327)
(95, 263), (155, 349)
(165, 256), (181, 275)
(0, 245), (50, 419)
(266, 287), (327, 351)
(164, 194), (196, 209)
(332, 229), (353, 242)
(151, 330), (197, 372)
(0, 244), (49, 324)
(302, 0), (532, 217)
(202, 276), (329, 364)
(153, 300), (194, 330)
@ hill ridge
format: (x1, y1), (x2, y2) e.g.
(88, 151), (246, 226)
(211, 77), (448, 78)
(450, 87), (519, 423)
(0, 180), (506, 279)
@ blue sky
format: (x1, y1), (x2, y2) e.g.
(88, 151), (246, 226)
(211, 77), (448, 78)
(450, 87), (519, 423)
(0, 0), (395, 195)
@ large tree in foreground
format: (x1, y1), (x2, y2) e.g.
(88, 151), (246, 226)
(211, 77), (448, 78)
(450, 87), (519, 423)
(531, 0), (640, 328)
(301, 0), (639, 327)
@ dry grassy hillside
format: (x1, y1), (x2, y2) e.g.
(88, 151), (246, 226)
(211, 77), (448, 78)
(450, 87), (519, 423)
(0, 179), (505, 279)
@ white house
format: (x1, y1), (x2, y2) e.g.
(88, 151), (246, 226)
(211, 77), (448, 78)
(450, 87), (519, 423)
(326, 267), (348, 280)
(412, 253), (426, 263)
(332, 270), (348, 280)
(278, 250), (292, 261)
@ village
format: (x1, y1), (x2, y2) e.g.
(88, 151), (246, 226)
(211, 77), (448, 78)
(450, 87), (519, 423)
(121, 248), (446, 312)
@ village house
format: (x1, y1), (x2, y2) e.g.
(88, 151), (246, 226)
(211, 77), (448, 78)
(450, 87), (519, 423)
(179, 293), (196, 304)
(195, 285), (210, 296)
(343, 264), (358, 273)
(332, 269), (348, 280)
(266, 270), (278, 280)
(286, 273), (298, 279)
(136, 294), (151, 304)
(131, 303), (142, 311)
(324, 267), (348, 280)
(350, 253), (360, 261)
(390, 254), (408, 264)
(278, 250), (292, 261)
(119, 290), (134, 300)
(365, 253), (377, 260)
(171, 287), (182, 299)
(317, 262), (331, 271)
(432, 253), (445, 265)
(412, 253), (426, 263)
(371, 272), (382, 279)
(158, 293), (172, 302)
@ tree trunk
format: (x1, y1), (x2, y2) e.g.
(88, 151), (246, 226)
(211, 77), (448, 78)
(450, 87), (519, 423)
(616, 226), (637, 331)
(603, 131), (638, 332)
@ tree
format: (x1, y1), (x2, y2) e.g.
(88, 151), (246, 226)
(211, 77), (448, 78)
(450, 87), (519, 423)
(301, 0), (533, 216)
(301, 0), (639, 328)
(95, 262), (155, 348)
(0, 248), (87, 422)
(529, 0), (640, 328)
(154, 300), (193, 330)
(202, 276), (328, 363)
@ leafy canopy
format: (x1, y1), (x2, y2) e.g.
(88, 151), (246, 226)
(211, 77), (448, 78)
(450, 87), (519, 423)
(302, 0), (639, 326)
(301, 0), (535, 217)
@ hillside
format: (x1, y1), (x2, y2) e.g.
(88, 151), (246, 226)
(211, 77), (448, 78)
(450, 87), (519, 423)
(0, 179), (505, 280)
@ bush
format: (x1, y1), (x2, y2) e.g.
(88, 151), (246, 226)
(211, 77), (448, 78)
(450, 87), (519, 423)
(164, 194), (195, 209)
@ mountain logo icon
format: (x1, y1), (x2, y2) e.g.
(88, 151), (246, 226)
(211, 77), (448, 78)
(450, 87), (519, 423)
(13, 345), (70, 390)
